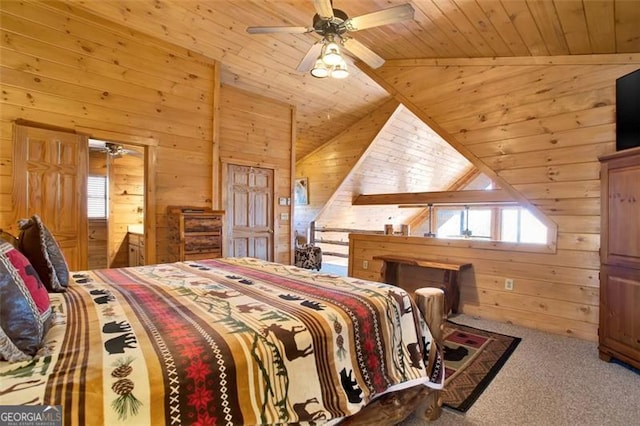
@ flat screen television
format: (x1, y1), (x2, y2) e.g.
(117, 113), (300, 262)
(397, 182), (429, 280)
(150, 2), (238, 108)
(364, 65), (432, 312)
(616, 68), (640, 151)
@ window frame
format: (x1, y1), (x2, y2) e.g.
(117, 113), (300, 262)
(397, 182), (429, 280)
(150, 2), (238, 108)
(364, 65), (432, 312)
(87, 174), (108, 219)
(432, 203), (548, 245)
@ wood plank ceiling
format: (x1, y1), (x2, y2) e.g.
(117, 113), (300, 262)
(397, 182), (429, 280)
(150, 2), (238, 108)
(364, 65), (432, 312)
(68, 0), (640, 159)
(316, 104), (474, 230)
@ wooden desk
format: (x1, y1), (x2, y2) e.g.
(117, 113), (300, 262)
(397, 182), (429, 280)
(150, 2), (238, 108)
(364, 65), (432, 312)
(373, 255), (472, 315)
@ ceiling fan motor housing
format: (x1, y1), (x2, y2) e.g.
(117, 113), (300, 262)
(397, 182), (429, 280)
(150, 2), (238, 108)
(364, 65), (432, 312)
(313, 9), (349, 36)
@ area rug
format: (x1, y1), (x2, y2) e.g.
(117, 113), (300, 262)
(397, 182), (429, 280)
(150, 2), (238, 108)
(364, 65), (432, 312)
(442, 321), (521, 412)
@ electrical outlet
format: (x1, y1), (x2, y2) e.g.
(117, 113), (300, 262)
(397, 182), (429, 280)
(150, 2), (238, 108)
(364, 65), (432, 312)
(362, 260), (369, 269)
(504, 278), (514, 291)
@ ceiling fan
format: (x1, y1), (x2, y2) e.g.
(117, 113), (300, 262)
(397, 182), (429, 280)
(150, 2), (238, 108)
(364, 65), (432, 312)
(246, 0), (415, 78)
(89, 139), (142, 158)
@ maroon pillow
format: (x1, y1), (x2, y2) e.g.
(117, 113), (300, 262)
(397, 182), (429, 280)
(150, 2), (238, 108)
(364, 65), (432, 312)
(0, 242), (49, 362)
(17, 215), (69, 292)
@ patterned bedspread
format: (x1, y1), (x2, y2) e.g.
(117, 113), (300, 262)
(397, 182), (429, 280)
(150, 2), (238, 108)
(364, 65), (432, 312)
(0, 258), (443, 425)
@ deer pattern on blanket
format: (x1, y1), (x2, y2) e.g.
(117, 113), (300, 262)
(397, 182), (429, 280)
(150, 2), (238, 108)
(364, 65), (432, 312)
(0, 258), (444, 425)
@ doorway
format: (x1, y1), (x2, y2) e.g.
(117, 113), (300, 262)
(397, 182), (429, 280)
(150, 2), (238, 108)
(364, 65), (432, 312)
(13, 122), (157, 270)
(87, 139), (145, 269)
(226, 164), (274, 261)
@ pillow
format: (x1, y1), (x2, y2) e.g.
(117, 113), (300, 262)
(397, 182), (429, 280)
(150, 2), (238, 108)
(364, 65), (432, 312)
(17, 215), (69, 292)
(0, 229), (18, 247)
(0, 242), (48, 362)
(1, 241), (52, 328)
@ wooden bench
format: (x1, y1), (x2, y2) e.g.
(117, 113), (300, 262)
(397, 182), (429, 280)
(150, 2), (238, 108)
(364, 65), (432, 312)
(373, 255), (472, 315)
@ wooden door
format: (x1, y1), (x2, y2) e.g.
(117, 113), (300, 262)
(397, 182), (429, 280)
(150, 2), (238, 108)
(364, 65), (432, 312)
(14, 124), (88, 270)
(227, 164), (273, 261)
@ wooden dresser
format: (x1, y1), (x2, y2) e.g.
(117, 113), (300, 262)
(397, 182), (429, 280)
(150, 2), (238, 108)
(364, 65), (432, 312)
(598, 147), (640, 370)
(167, 207), (224, 261)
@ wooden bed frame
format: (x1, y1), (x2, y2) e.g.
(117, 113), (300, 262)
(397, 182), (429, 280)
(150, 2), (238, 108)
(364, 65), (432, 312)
(339, 287), (445, 425)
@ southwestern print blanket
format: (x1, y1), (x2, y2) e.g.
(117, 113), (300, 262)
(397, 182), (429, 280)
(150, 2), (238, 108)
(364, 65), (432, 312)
(0, 258), (443, 425)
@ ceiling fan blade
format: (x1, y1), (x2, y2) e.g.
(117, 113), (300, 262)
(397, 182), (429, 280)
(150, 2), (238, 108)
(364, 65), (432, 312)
(342, 38), (385, 69)
(344, 4), (414, 32)
(247, 26), (313, 34)
(296, 42), (323, 73)
(125, 149), (143, 158)
(313, 0), (334, 20)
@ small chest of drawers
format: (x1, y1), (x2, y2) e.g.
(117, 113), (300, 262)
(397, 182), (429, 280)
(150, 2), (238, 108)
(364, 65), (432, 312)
(167, 207), (225, 261)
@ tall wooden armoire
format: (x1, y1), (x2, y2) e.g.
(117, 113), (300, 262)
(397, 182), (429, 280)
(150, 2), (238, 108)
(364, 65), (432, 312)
(598, 147), (640, 370)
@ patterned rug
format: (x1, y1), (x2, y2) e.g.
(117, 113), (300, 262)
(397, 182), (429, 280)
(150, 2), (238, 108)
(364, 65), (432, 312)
(442, 321), (521, 412)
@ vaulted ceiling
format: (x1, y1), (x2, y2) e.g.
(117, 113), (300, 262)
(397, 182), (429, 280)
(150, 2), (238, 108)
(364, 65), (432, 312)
(314, 104), (474, 230)
(70, 0), (640, 159)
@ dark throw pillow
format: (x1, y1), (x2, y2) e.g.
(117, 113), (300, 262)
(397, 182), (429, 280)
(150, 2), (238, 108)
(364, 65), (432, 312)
(1, 241), (52, 326)
(0, 229), (18, 247)
(17, 215), (69, 292)
(0, 242), (49, 362)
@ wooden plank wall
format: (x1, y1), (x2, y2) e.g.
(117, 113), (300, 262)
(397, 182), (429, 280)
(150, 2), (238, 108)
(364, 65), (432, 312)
(218, 84), (295, 264)
(0, 1), (216, 264)
(294, 100), (399, 236)
(316, 104), (474, 232)
(350, 56), (640, 342)
(88, 150), (108, 269)
(87, 219), (108, 269)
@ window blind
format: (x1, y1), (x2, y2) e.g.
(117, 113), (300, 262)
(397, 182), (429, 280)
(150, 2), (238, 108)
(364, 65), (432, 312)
(88, 175), (107, 218)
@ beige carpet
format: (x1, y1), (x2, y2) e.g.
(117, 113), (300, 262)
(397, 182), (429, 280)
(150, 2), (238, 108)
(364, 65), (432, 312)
(400, 314), (640, 426)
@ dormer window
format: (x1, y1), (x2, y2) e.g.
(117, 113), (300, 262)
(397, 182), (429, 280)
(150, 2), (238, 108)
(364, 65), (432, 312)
(434, 204), (547, 244)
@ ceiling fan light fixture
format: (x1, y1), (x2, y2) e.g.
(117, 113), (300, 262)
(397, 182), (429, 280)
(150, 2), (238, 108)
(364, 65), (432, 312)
(106, 142), (125, 156)
(249, 3), (416, 75)
(330, 60), (349, 79)
(321, 36), (342, 66)
(310, 58), (330, 78)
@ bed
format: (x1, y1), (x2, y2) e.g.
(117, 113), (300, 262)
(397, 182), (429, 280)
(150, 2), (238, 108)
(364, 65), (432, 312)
(1, 256), (445, 425)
